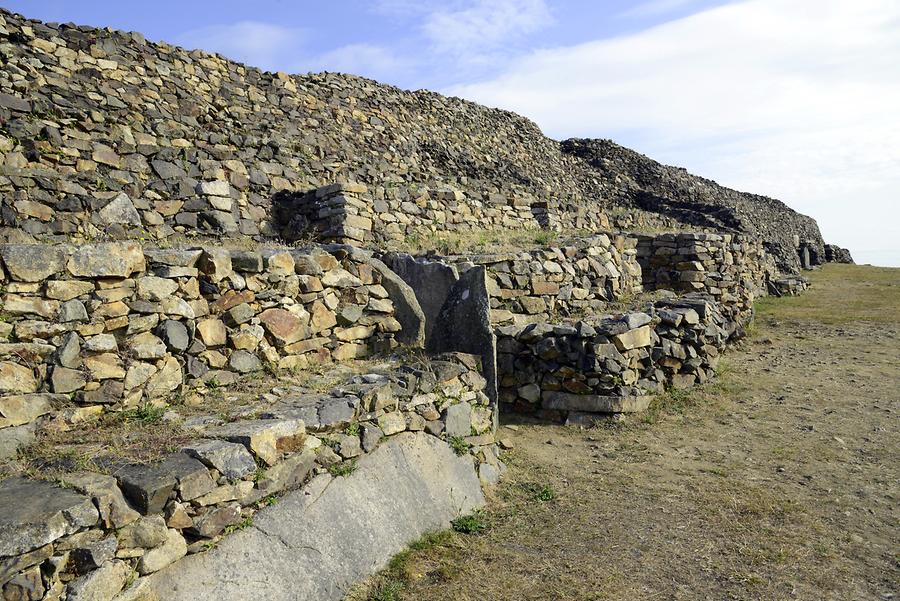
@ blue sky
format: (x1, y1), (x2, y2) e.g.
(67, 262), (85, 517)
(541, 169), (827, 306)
(5, 0), (900, 266)
(2, 0), (733, 89)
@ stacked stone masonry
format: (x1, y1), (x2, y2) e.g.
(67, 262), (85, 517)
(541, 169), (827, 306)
(0, 8), (849, 275)
(0, 352), (499, 601)
(0, 242), (407, 453)
(636, 232), (779, 326)
(278, 182), (611, 247)
(497, 295), (736, 423)
(0, 7), (835, 599)
(561, 139), (837, 273)
(441, 234), (643, 325)
(0, 9), (610, 248)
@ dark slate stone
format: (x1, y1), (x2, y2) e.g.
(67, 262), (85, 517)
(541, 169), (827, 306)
(71, 536), (117, 572)
(182, 440), (256, 479)
(228, 350), (262, 373)
(360, 423), (383, 453)
(115, 464), (178, 515)
(158, 452), (216, 502)
(150, 160), (187, 180)
(186, 356), (209, 378)
(0, 93), (31, 112)
(157, 320), (190, 352)
(230, 251), (263, 273)
(430, 266), (498, 415)
(382, 253), (459, 344)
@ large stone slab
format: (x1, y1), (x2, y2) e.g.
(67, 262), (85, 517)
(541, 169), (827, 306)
(0, 478), (99, 556)
(383, 253), (459, 345)
(68, 243), (145, 278)
(148, 433), (484, 601)
(542, 391), (652, 413)
(0, 244), (67, 281)
(430, 266), (498, 413)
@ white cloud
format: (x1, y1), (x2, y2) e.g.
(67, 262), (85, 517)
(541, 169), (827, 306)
(174, 21), (306, 72)
(422, 0), (553, 56)
(448, 0), (900, 266)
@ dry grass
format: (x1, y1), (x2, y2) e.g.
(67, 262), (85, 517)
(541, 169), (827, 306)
(757, 263), (900, 324)
(3, 407), (193, 481)
(0, 358), (385, 480)
(348, 264), (900, 600)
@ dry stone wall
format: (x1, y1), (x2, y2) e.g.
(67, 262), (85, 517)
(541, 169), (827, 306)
(279, 182), (611, 246)
(497, 294), (734, 422)
(561, 139), (831, 274)
(824, 244), (853, 265)
(0, 242), (409, 456)
(0, 352), (498, 601)
(389, 234), (643, 327)
(0, 8), (846, 276)
(0, 8), (608, 247)
(637, 232), (776, 327)
(492, 230), (784, 422)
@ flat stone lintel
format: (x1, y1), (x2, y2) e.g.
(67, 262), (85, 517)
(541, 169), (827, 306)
(541, 391), (651, 413)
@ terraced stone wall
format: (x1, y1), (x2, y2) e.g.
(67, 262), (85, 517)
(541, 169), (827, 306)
(0, 9), (844, 276)
(561, 138), (830, 274)
(0, 8), (609, 247)
(636, 232), (775, 326)
(0, 352), (497, 601)
(497, 295), (734, 421)
(0, 242), (408, 457)
(278, 182), (612, 247)
(387, 234), (643, 328)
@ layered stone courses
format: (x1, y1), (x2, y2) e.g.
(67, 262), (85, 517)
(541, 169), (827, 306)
(385, 233), (643, 330)
(0, 6), (841, 599)
(451, 233), (643, 326)
(561, 139), (852, 273)
(0, 242), (405, 456)
(0, 9), (609, 248)
(497, 295), (735, 422)
(281, 182), (599, 246)
(636, 232), (779, 326)
(0, 352), (497, 600)
(0, 8), (850, 274)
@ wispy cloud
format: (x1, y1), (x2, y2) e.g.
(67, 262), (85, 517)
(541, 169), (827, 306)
(448, 0), (900, 265)
(174, 21), (306, 72)
(422, 0), (553, 56)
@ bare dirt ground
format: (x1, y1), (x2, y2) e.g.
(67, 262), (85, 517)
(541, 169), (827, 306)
(353, 264), (899, 601)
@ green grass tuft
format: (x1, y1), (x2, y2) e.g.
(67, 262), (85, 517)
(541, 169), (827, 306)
(329, 460), (357, 477)
(448, 436), (471, 456)
(122, 403), (166, 424)
(451, 509), (488, 535)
